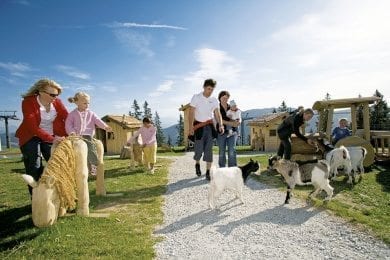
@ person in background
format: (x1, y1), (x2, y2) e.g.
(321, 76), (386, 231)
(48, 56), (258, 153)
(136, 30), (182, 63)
(188, 79), (224, 180)
(16, 78), (68, 194)
(65, 91), (112, 175)
(277, 108), (315, 160)
(127, 117), (157, 174)
(332, 118), (351, 145)
(217, 91), (240, 168)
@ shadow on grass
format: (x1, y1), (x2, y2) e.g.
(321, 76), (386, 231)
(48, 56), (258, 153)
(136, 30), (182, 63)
(0, 205), (41, 251)
(89, 184), (167, 209)
(87, 166), (146, 183)
(374, 165), (390, 192)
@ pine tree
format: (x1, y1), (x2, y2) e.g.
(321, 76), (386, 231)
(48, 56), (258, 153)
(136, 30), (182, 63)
(176, 114), (184, 146)
(154, 111), (165, 146)
(167, 136), (172, 146)
(130, 99), (142, 120)
(272, 108), (277, 113)
(278, 101), (288, 112)
(371, 90), (389, 130)
(143, 101), (152, 119)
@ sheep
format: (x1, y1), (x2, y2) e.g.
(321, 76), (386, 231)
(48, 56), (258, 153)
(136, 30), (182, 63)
(208, 159), (260, 209)
(270, 158), (334, 204)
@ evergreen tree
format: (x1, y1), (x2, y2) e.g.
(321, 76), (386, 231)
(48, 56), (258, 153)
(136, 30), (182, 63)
(272, 108), (277, 113)
(176, 114), (184, 146)
(371, 90), (389, 130)
(130, 99), (142, 120)
(319, 93), (331, 132)
(143, 101), (152, 119)
(278, 101), (288, 112)
(154, 111), (165, 146)
(167, 136), (172, 146)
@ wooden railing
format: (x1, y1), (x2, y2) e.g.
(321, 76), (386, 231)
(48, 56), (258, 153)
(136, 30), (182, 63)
(371, 131), (390, 159)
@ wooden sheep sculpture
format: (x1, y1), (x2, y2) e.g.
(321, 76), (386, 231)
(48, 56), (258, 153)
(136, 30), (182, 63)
(22, 137), (105, 227)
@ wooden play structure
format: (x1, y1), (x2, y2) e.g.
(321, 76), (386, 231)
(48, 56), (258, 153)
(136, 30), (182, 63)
(291, 96), (383, 167)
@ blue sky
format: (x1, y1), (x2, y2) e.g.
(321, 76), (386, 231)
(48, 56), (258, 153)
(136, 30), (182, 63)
(1, 0), (389, 132)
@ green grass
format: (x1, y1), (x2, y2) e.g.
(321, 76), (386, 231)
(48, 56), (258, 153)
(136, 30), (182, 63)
(238, 155), (390, 244)
(0, 156), (170, 259)
(0, 147), (20, 155)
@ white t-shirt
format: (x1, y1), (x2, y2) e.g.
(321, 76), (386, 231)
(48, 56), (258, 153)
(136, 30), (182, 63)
(190, 92), (219, 122)
(227, 109), (242, 122)
(37, 96), (57, 135)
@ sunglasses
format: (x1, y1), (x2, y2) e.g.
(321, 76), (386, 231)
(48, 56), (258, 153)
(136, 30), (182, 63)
(42, 91), (59, 98)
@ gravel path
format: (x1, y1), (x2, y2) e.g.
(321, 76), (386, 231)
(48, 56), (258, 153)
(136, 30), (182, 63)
(154, 153), (390, 259)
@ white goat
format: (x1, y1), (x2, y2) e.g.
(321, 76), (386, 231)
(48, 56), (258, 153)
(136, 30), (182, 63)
(346, 146), (367, 182)
(208, 159), (260, 209)
(325, 145), (352, 181)
(271, 159), (333, 204)
(316, 139), (366, 184)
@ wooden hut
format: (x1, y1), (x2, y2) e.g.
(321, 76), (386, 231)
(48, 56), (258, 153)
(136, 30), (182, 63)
(95, 115), (142, 155)
(247, 112), (289, 152)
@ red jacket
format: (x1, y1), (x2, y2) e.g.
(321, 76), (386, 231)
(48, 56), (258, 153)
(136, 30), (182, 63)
(15, 95), (68, 146)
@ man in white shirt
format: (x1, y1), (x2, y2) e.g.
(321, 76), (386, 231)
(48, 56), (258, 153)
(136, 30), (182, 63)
(188, 79), (224, 181)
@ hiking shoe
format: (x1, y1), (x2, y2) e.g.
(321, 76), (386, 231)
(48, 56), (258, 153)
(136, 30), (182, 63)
(195, 163), (201, 177)
(205, 169), (210, 181)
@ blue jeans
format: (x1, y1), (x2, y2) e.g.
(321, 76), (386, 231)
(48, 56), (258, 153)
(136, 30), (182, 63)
(217, 132), (237, 167)
(20, 137), (52, 181)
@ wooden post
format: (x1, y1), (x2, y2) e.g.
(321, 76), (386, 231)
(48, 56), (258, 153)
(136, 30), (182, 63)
(363, 103), (370, 140)
(317, 109), (323, 133)
(350, 104), (357, 135)
(326, 107), (334, 140)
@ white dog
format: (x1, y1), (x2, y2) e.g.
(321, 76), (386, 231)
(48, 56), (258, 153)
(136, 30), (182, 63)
(208, 159), (260, 209)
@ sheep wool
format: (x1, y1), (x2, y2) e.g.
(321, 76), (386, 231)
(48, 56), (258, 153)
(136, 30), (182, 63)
(40, 138), (77, 210)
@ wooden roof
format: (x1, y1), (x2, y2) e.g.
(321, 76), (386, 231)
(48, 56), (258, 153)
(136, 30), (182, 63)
(101, 115), (142, 129)
(312, 96), (381, 110)
(248, 112), (289, 126)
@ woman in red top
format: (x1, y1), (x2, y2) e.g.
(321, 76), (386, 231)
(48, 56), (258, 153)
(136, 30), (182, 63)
(16, 79), (68, 193)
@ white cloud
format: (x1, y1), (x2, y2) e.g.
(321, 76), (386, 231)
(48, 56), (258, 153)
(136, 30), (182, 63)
(184, 48), (242, 86)
(107, 22), (187, 30)
(0, 62), (32, 77)
(56, 65), (90, 80)
(113, 29), (154, 57)
(239, 0), (390, 110)
(149, 80), (174, 97)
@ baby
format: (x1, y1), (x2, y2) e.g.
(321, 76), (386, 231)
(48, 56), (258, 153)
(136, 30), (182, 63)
(226, 100), (242, 138)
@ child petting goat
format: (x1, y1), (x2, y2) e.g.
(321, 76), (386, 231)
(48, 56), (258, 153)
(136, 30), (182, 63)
(208, 159), (260, 209)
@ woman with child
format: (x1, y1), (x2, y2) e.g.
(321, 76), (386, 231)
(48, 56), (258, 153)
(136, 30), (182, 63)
(217, 91), (241, 167)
